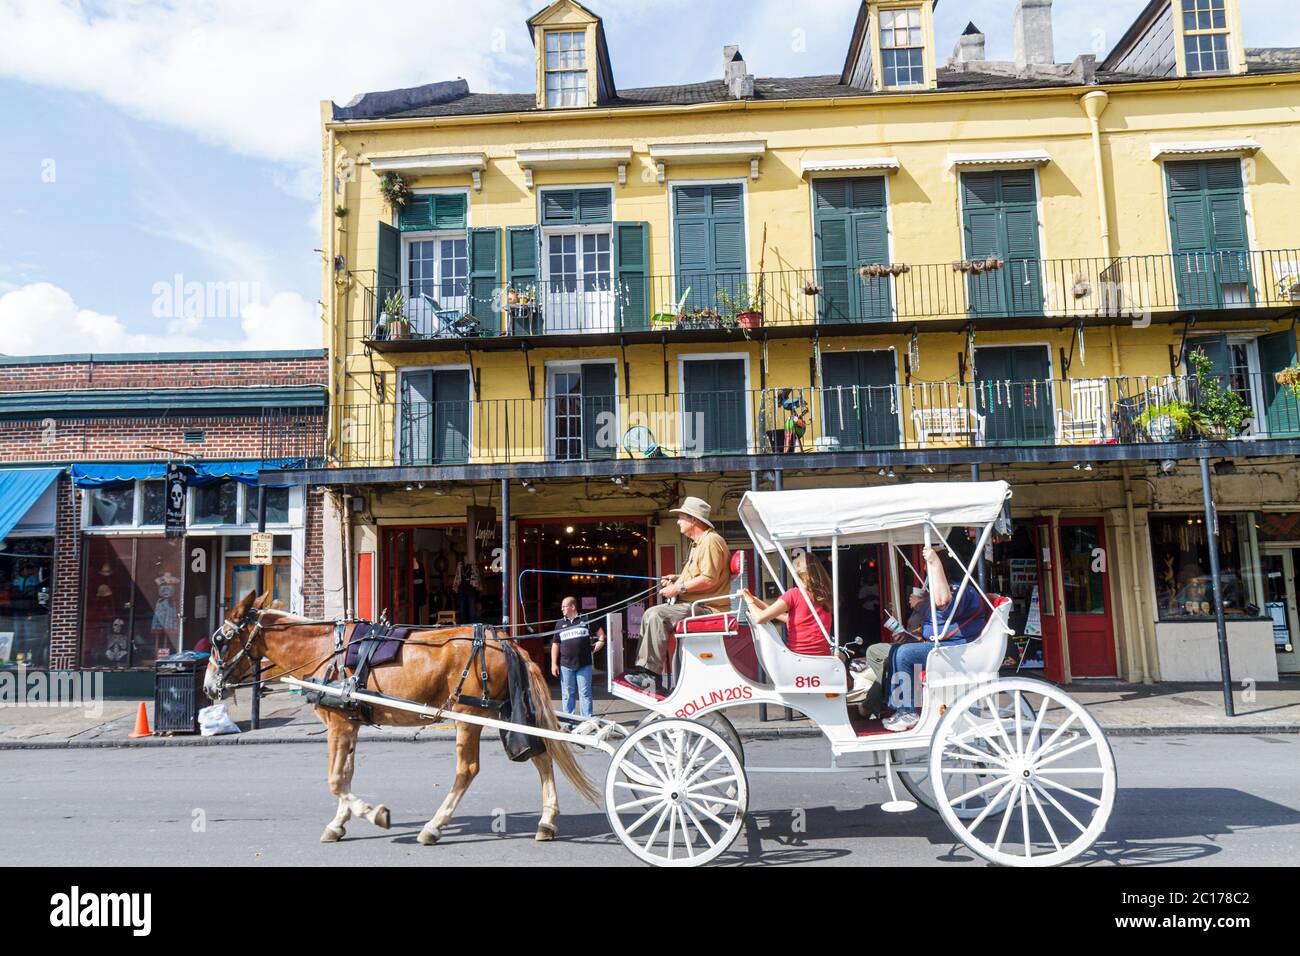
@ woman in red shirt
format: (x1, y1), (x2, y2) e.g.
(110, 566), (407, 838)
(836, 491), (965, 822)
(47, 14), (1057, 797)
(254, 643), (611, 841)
(739, 551), (834, 656)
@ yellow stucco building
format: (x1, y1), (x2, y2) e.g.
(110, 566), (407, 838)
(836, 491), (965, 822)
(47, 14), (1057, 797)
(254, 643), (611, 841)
(278, 0), (1300, 687)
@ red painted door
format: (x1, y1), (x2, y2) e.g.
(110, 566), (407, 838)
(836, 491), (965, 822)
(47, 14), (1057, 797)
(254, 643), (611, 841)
(1057, 517), (1118, 677)
(1033, 517), (1065, 683)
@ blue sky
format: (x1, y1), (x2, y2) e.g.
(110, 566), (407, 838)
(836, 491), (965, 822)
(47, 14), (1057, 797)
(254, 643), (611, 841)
(1, 0), (1296, 355)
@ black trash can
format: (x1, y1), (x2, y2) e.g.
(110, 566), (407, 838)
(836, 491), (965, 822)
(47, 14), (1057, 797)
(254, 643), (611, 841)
(154, 653), (208, 735)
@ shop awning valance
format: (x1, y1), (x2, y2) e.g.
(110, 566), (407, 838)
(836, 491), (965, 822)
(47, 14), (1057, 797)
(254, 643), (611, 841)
(0, 467), (62, 540)
(71, 460), (305, 489)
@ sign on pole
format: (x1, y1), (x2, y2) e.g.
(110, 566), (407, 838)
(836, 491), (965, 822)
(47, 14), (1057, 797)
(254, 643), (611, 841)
(250, 532), (275, 566)
(164, 463), (188, 539)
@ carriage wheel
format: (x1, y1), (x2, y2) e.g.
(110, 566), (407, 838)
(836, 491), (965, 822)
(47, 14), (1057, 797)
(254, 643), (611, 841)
(929, 678), (1116, 867)
(897, 693), (1034, 818)
(605, 719), (747, 867)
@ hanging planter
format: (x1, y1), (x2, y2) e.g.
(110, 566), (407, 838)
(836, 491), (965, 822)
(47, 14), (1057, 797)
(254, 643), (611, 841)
(1278, 273), (1300, 301)
(378, 171), (412, 210)
(803, 280), (822, 296)
(1275, 364), (1300, 398)
(1072, 275), (1091, 299)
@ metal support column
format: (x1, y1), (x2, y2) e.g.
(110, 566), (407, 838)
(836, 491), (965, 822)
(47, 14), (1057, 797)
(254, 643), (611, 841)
(1199, 456), (1235, 717)
(251, 486), (267, 730)
(772, 469), (793, 722)
(501, 478), (511, 629)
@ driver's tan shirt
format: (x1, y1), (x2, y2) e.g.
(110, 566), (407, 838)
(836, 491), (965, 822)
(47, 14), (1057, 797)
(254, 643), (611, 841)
(679, 530), (731, 604)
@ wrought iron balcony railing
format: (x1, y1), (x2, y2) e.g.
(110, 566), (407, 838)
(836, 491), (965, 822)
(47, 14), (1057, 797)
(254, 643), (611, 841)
(349, 249), (1300, 344)
(289, 371), (1300, 470)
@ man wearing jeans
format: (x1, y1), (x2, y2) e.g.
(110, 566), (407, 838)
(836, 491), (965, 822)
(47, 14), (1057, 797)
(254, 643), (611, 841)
(551, 596), (604, 717)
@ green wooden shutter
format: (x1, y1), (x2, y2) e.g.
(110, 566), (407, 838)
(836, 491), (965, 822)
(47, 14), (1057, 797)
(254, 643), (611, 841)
(506, 226), (539, 335)
(976, 345), (1052, 445)
(822, 351), (898, 450)
(400, 371), (433, 464)
(962, 171), (1042, 317)
(398, 196), (434, 232)
(376, 221), (401, 331)
(683, 359), (746, 455)
(468, 227), (501, 327)
(433, 370), (471, 464)
(1167, 159), (1252, 309)
(578, 189), (613, 224)
(815, 214), (853, 324)
(853, 210), (891, 320)
(673, 185), (746, 312)
(814, 177), (891, 324)
(1258, 330), (1300, 436)
(433, 194), (467, 229)
(580, 363), (617, 460)
(709, 185), (746, 313)
(613, 221), (650, 331)
(542, 190), (578, 225)
(1169, 191), (1215, 307)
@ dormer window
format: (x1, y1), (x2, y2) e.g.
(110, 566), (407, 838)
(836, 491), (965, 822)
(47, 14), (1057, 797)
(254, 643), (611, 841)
(545, 30), (588, 107)
(879, 7), (925, 87)
(1183, 0), (1230, 74)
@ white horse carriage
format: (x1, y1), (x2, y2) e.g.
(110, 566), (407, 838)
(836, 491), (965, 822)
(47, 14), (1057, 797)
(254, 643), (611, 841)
(287, 481), (1115, 867)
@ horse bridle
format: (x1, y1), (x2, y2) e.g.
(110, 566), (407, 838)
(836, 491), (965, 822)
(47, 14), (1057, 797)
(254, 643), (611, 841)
(207, 605), (266, 699)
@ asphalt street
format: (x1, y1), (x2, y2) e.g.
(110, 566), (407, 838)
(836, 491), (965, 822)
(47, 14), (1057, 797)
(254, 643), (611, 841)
(6, 734), (1299, 866)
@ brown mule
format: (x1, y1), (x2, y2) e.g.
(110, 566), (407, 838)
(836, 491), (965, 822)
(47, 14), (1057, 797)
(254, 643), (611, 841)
(203, 591), (600, 846)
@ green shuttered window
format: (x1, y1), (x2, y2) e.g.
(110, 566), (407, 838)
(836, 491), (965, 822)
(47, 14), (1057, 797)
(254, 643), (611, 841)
(541, 188), (613, 226)
(398, 193), (468, 232)
(400, 369), (471, 465)
(813, 177), (891, 324)
(961, 170), (1043, 317)
(673, 184), (746, 313)
(682, 358), (747, 455)
(1166, 159), (1253, 309)
(820, 350), (899, 449)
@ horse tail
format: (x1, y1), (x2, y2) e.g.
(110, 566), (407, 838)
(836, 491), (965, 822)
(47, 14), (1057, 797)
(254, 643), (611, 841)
(524, 657), (601, 804)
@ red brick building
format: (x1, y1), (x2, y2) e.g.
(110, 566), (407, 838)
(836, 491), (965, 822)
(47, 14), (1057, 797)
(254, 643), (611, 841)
(0, 350), (326, 693)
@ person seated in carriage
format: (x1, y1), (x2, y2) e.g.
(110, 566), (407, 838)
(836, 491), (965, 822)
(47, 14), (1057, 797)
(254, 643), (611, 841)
(622, 497), (731, 694)
(867, 543), (989, 732)
(738, 550), (834, 656)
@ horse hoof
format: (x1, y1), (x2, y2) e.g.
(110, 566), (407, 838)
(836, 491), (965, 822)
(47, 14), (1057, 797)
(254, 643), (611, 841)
(320, 826), (345, 844)
(372, 806), (391, 829)
(417, 827), (441, 846)
(535, 824), (557, 842)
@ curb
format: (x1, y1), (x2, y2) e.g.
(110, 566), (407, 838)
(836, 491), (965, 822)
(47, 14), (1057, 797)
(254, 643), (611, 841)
(2, 722), (1297, 749)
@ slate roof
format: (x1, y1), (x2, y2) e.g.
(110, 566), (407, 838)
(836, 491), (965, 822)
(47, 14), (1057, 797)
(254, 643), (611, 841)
(342, 62), (1300, 123)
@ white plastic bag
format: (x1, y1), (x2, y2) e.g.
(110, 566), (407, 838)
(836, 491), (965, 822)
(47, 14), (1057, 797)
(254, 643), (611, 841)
(198, 703), (241, 736)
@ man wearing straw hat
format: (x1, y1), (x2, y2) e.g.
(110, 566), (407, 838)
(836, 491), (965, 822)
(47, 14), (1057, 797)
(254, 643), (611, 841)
(622, 497), (731, 694)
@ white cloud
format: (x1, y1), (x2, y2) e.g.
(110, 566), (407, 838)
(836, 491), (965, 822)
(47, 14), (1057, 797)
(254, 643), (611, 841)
(0, 282), (321, 355)
(0, 0), (536, 168)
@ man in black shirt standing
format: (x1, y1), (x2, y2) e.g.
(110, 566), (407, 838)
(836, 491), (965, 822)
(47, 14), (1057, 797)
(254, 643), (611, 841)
(551, 595), (605, 718)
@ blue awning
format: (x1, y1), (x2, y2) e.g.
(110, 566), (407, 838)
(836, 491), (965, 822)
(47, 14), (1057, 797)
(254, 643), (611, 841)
(71, 460), (304, 488)
(0, 467), (62, 540)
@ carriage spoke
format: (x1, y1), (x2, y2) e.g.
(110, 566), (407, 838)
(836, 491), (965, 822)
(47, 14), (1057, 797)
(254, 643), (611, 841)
(1027, 692), (1049, 751)
(686, 796), (730, 832)
(633, 742), (672, 782)
(681, 801), (719, 850)
(665, 804), (679, 860)
(1035, 767), (1107, 774)
(615, 793), (667, 812)
(1035, 774), (1104, 807)
(1028, 779), (1089, 834)
(678, 806), (697, 858)
(1020, 784), (1032, 858)
(951, 771), (1012, 807)
(985, 693), (1020, 761)
(968, 778), (1016, 831)
(681, 750), (727, 789)
(957, 712), (1009, 760)
(1035, 711), (1079, 759)
(686, 773), (739, 794)
(612, 780), (662, 795)
(641, 802), (673, 850)
(1025, 783), (1063, 852)
(946, 736), (1009, 767)
(1013, 691), (1024, 756)
(992, 785), (1021, 853)
(624, 798), (669, 835)
(1033, 737), (1101, 770)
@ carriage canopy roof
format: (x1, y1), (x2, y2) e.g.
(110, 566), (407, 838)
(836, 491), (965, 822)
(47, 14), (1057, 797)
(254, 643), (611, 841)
(738, 481), (1012, 550)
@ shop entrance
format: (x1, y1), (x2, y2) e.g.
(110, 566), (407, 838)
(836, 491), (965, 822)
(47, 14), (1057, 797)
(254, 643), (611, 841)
(1261, 547), (1300, 674)
(380, 524), (503, 626)
(518, 518), (653, 662)
(1057, 518), (1117, 677)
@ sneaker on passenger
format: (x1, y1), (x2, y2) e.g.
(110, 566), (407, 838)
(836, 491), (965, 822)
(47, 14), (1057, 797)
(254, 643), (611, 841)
(883, 709), (919, 732)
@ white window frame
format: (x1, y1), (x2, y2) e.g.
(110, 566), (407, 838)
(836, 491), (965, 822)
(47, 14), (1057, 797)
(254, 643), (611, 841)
(82, 480), (300, 534)
(878, 5), (926, 89)
(394, 364), (475, 466)
(544, 30), (589, 108)
(544, 359), (620, 461)
(1181, 0), (1232, 75)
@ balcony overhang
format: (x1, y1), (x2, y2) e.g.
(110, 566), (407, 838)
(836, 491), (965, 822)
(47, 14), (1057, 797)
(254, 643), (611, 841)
(947, 149), (1052, 172)
(1149, 140), (1262, 162)
(515, 146), (634, 189)
(648, 140), (767, 183)
(801, 157), (901, 176)
(369, 151), (488, 190)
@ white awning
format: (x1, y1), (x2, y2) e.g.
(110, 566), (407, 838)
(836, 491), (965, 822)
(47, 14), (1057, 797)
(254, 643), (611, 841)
(1150, 140), (1261, 161)
(369, 152), (487, 176)
(738, 481), (1012, 551)
(801, 157), (901, 176)
(947, 149), (1051, 171)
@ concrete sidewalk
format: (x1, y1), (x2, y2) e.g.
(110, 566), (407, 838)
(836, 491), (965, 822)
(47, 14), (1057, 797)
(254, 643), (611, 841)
(2, 678), (1298, 748)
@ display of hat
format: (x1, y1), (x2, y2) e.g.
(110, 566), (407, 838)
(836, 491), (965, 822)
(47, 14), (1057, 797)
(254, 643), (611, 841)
(669, 496), (714, 530)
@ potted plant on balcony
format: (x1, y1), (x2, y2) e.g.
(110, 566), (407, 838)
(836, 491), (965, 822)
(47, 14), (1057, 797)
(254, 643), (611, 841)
(381, 290), (410, 340)
(717, 284), (763, 329)
(1137, 399), (1194, 442)
(1275, 364), (1300, 398)
(378, 171), (411, 211)
(1187, 347), (1250, 439)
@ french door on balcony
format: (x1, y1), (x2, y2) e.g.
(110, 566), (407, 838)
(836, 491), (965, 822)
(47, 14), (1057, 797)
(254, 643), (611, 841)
(1187, 331), (1300, 437)
(820, 350), (900, 450)
(813, 177), (892, 324)
(548, 362), (616, 461)
(681, 357), (748, 456)
(975, 345), (1054, 445)
(542, 229), (615, 333)
(399, 368), (470, 465)
(961, 170), (1044, 317)
(1166, 159), (1254, 310)
(404, 235), (470, 334)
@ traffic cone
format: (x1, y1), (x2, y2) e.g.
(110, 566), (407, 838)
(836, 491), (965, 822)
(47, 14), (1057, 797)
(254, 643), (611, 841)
(128, 702), (153, 738)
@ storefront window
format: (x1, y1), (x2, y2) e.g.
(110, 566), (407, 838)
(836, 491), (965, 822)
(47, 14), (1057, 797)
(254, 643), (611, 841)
(0, 538), (53, 667)
(81, 536), (182, 667)
(1060, 525), (1105, 615)
(193, 479), (238, 525)
(141, 480), (167, 525)
(90, 484), (135, 526)
(1150, 512), (1262, 620)
(984, 522), (1044, 668)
